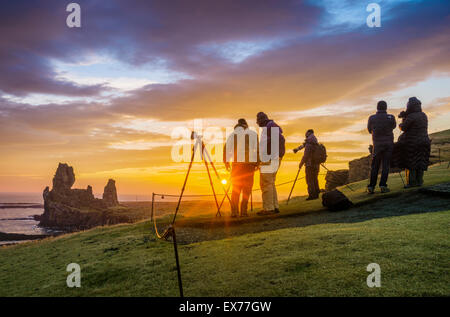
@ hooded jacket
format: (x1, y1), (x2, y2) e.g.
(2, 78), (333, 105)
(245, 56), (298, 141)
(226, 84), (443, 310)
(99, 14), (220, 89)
(223, 124), (259, 165)
(367, 110), (397, 145)
(300, 133), (318, 167)
(399, 102), (429, 141)
(398, 100), (430, 170)
(259, 119), (286, 159)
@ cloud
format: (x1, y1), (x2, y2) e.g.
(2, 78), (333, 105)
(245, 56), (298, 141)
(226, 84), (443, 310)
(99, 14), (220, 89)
(0, 0), (449, 193)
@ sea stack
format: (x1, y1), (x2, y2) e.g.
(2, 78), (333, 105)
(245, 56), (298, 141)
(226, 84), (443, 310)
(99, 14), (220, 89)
(39, 163), (120, 230)
(103, 179), (119, 207)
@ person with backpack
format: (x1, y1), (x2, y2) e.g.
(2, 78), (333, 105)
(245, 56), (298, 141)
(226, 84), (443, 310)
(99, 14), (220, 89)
(295, 129), (322, 200)
(367, 100), (397, 194)
(255, 112), (285, 215)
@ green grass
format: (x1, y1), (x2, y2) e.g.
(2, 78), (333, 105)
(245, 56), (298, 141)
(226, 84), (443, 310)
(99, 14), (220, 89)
(172, 164), (450, 227)
(430, 128), (450, 162)
(0, 165), (449, 297)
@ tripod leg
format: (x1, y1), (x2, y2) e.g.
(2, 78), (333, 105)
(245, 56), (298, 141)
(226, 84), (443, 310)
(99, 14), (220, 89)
(204, 158), (221, 217)
(287, 167), (301, 204)
(321, 163), (354, 192)
(218, 183), (231, 212)
(171, 227), (183, 297)
(202, 143), (233, 205)
(172, 140), (198, 225)
(399, 171), (405, 187)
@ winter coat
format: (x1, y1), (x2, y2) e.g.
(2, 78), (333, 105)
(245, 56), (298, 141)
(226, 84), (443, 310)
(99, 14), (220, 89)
(259, 119), (286, 159)
(300, 134), (318, 167)
(398, 103), (430, 170)
(223, 125), (259, 165)
(367, 110), (396, 145)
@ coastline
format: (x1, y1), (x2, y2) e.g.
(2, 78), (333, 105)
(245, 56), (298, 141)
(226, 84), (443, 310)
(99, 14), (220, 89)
(0, 203), (44, 209)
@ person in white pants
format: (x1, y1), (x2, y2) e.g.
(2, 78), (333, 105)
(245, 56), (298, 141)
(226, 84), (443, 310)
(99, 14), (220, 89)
(255, 112), (285, 215)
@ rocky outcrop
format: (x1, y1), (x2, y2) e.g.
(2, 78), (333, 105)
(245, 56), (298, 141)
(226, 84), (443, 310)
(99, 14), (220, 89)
(325, 169), (349, 191)
(52, 163), (75, 194)
(325, 146), (403, 190)
(323, 154), (371, 191)
(348, 155), (372, 183)
(39, 163), (123, 231)
(103, 179), (119, 207)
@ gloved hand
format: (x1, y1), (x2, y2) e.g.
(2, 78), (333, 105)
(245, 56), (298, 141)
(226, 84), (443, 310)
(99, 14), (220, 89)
(293, 148), (298, 154)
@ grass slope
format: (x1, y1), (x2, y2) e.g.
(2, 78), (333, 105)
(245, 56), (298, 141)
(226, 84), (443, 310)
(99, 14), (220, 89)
(0, 165), (449, 297)
(430, 128), (450, 162)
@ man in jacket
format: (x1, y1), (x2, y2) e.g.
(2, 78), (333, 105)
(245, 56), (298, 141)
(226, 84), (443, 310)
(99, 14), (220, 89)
(296, 129), (320, 200)
(224, 119), (258, 217)
(367, 100), (397, 194)
(255, 112), (285, 215)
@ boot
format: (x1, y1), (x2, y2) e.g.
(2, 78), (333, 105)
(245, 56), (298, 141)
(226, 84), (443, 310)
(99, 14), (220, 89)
(380, 186), (390, 193)
(416, 170), (424, 187)
(405, 169), (417, 188)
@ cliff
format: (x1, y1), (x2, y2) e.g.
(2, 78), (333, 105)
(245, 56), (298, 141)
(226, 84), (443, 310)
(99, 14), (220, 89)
(39, 163), (124, 231)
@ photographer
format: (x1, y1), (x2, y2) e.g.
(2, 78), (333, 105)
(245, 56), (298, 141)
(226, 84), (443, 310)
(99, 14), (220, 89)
(367, 101), (396, 194)
(256, 112), (285, 215)
(294, 129), (320, 200)
(223, 119), (258, 217)
(399, 97), (431, 187)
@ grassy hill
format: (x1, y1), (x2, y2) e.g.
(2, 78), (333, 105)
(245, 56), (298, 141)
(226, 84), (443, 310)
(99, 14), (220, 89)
(430, 128), (450, 163)
(0, 164), (449, 296)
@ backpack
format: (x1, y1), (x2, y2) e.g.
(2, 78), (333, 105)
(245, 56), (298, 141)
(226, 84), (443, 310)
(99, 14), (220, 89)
(322, 189), (353, 211)
(313, 143), (327, 164)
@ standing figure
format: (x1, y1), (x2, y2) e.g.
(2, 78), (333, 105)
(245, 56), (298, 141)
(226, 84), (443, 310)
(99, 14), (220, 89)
(295, 129), (321, 200)
(399, 97), (430, 188)
(367, 100), (397, 194)
(224, 119), (258, 217)
(255, 112), (285, 215)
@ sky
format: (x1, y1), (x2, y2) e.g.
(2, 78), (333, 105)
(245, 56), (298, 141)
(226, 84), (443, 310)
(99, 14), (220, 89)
(0, 0), (449, 199)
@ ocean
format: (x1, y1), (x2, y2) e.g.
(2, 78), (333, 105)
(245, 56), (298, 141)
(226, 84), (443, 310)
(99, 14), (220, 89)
(0, 192), (154, 243)
(0, 193), (46, 244)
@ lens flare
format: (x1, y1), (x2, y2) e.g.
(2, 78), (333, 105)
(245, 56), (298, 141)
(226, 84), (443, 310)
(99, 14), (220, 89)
(221, 179), (227, 185)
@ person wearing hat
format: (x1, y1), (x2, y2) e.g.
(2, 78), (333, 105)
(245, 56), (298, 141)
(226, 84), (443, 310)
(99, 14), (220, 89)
(255, 112), (285, 215)
(223, 118), (259, 217)
(367, 100), (397, 194)
(399, 97), (430, 187)
(295, 129), (321, 200)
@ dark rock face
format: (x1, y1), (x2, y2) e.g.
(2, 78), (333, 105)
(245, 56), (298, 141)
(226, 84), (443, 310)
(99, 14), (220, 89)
(348, 153), (402, 184)
(325, 148), (403, 190)
(39, 163), (122, 231)
(52, 163), (75, 193)
(103, 179), (119, 207)
(348, 155), (372, 183)
(325, 169), (349, 191)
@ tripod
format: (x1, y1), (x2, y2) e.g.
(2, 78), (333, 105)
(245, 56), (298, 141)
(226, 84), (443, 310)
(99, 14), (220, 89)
(286, 162), (354, 204)
(286, 165), (302, 205)
(152, 133), (232, 298)
(171, 132), (232, 223)
(319, 163), (354, 192)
